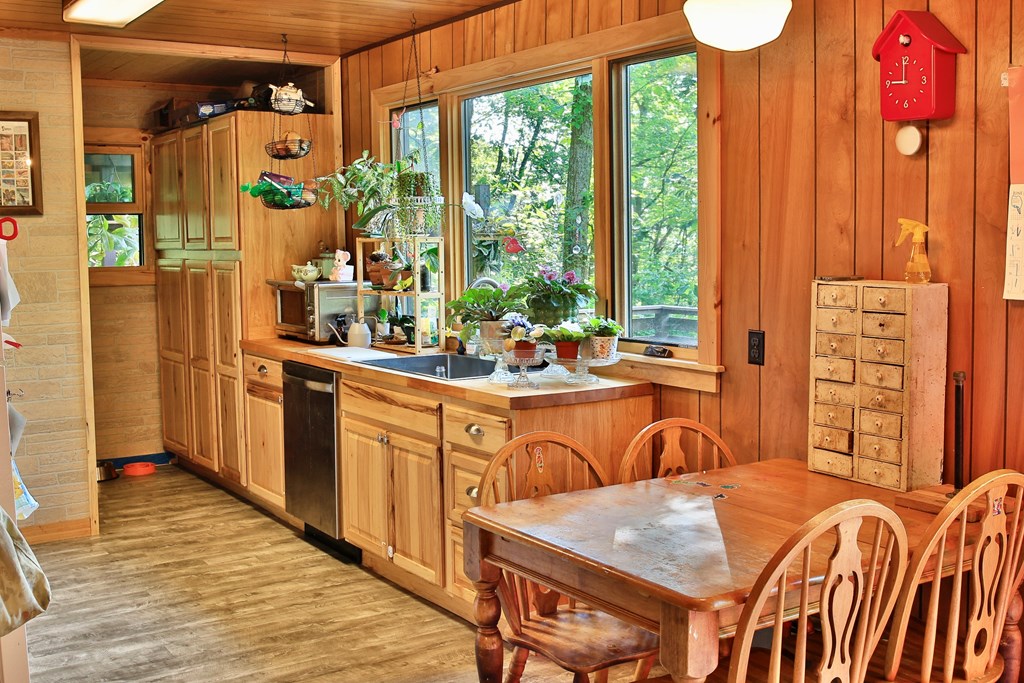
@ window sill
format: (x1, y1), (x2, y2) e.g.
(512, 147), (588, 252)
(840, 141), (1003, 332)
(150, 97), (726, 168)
(592, 352), (723, 393)
(88, 268), (156, 287)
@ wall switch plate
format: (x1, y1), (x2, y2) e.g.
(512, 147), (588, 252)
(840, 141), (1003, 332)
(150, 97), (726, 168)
(748, 330), (765, 366)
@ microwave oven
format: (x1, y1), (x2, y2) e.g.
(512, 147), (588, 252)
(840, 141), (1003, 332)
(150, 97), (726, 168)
(267, 280), (379, 343)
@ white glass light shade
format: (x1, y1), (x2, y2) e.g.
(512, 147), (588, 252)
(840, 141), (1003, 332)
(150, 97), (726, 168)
(62, 0), (165, 28)
(683, 0), (793, 52)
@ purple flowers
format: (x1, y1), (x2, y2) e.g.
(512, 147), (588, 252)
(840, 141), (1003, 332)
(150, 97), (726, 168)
(563, 270), (579, 285)
(499, 282), (511, 293)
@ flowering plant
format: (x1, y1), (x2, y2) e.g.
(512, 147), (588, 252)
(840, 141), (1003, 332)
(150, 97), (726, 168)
(584, 316), (624, 337)
(510, 265), (597, 310)
(501, 313), (546, 344)
(541, 321), (590, 343)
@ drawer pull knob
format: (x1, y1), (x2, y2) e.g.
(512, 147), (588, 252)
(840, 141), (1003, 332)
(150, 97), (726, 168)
(831, 316), (838, 325)
(876, 347), (885, 355)
(826, 366), (834, 374)
(874, 396), (883, 404)
(824, 436), (831, 443)
(257, 364), (268, 376)
(829, 342), (837, 350)
(465, 423), (485, 437)
(873, 445), (880, 452)
(878, 321), (886, 329)
(278, 395), (283, 405)
(878, 296), (887, 306)
(876, 371), (883, 380)
(829, 389), (836, 396)
(875, 421), (882, 428)
(827, 412), (835, 419)
(830, 292), (838, 300)
(466, 486), (479, 500)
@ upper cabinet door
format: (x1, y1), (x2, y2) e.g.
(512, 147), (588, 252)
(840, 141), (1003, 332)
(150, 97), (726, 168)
(207, 117), (239, 250)
(152, 132), (183, 251)
(181, 126), (209, 250)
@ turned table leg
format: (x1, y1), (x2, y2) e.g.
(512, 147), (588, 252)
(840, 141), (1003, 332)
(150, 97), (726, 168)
(464, 523), (504, 683)
(660, 604), (720, 683)
(999, 587), (1023, 683)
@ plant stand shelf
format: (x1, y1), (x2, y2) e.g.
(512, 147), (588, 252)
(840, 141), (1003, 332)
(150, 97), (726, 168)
(544, 353), (621, 385)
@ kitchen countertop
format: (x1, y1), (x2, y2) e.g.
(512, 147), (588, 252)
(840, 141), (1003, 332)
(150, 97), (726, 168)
(240, 338), (653, 411)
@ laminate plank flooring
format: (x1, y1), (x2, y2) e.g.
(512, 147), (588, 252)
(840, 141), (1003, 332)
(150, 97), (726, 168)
(25, 466), (654, 682)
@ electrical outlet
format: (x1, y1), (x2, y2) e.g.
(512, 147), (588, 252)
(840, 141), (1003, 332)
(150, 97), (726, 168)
(748, 330), (765, 366)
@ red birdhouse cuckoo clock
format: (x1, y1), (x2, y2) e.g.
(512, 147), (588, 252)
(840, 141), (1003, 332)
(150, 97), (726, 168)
(871, 10), (966, 122)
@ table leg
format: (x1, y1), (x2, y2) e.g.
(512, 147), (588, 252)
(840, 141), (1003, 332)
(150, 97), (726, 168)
(660, 604), (720, 682)
(999, 587), (1023, 683)
(464, 523), (504, 683)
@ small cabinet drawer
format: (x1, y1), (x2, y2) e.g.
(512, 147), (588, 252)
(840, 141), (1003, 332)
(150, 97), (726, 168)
(860, 409), (902, 439)
(858, 433), (903, 464)
(812, 356), (855, 383)
(815, 308), (858, 334)
(861, 362), (904, 390)
(445, 406), (510, 454)
(813, 403), (854, 430)
(815, 333), (857, 358)
(859, 386), (904, 414)
(243, 354), (283, 388)
(814, 380), (856, 406)
(857, 459), (902, 490)
(810, 449), (853, 478)
(812, 426), (853, 454)
(340, 381), (441, 440)
(445, 449), (490, 526)
(862, 312), (906, 339)
(860, 338), (906, 365)
(816, 284), (857, 308)
(862, 287), (906, 313)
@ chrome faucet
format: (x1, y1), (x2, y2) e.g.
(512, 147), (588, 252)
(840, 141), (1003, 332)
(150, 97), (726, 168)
(467, 276), (500, 289)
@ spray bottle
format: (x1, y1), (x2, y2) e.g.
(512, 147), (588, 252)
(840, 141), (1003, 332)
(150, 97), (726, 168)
(895, 218), (931, 283)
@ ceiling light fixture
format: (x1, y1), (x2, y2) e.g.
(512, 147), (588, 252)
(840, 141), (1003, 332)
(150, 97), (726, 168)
(62, 0), (165, 28)
(682, 0), (793, 52)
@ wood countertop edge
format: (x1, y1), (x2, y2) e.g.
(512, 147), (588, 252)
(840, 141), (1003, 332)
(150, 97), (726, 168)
(240, 338), (653, 409)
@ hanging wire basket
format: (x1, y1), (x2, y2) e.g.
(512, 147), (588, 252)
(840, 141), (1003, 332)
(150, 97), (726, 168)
(392, 195), (446, 237)
(265, 138), (312, 160)
(260, 186), (317, 210)
(271, 90), (310, 115)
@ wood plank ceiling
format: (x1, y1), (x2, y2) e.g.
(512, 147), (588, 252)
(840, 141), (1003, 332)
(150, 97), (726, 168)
(0, 0), (510, 55)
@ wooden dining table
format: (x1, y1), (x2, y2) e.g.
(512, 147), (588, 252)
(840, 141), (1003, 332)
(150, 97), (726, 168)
(462, 458), (1023, 683)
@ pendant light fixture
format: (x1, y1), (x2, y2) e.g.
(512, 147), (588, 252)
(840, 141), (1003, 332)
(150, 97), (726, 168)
(682, 0), (793, 52)
(62, 0), (165, 28)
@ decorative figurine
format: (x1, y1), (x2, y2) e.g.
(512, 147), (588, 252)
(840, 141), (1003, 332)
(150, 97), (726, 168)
(331, 249), (354, 282)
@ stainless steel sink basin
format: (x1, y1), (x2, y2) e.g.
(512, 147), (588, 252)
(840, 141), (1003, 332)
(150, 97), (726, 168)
(358, 354), (499, 380)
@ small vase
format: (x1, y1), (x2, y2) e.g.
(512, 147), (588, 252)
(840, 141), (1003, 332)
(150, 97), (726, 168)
(528, 298), (578, 327)
(553, 340), (581, 360)
(590, 336), (619, 360)
(478, 320), (508, 357)
(513, 340), (537, 359)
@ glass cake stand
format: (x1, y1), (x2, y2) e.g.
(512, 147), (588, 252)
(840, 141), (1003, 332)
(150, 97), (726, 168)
(543, 352), (621, 385)
(502, 347), (545, 390)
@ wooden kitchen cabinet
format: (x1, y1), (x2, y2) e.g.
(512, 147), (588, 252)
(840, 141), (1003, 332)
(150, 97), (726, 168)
(185, 260), (218, 472)
(243, 353), (285, 509)
(156, 259), (189, 455)
(213, 261), (245, 485)
(181, 126), (208, 250)
(339, 416), (389, 558)
(389, 430), (442, 584)
(152, 131), (183, 251)
(206, 116), (238, 250)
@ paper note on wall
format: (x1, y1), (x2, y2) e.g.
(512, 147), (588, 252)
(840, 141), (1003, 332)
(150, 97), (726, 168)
(1006, 68), (1024, 299)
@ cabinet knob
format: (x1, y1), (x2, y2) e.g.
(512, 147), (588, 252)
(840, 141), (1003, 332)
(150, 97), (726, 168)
(827, 412), (835, 420)
(830, 315), (838, 325)
(830, 292), (838, 301)
(824, 436), (832, 443)
(829, 342), (837, 351)
(873, 444), (881, 452)
(878, 296), (887, 305)
(874, 420), (882, 428)
(466, 486), (479, 501)
(278, 395), (283, 405)
(874, 395), (883, 404)
(257, 364), (268, 376)
(876, 347), (885, 356)
(829, 389), (836, 396)
(876, 371), (883, 380)
(465, 423), (485, 437)
(387, 545), (394, 559)
(878, 321), (886, 329)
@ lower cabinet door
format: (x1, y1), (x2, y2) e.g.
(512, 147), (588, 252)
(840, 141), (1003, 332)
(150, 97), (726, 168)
(244, 384), (285, 508)
(159, 357), (189, 456)
(340, 416), (389, 558)
(389, 430), (442, 585)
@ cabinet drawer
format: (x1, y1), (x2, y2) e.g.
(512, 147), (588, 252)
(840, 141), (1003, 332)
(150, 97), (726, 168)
(861, 362), (904, 390)
(857, 459), (902, 490)
(862, 312), (906, 339)
(814, 380), (856, 406)
(815, 333), (857, 359)
(858, 434), (903, 465)
(859, 386), (904, 414)
(445, 449), (490, 527)
(862, 287), (907, 313)
(860, 338), (906, 365)
(860, 409), (902, 439)
(445, 406), (510, 455)
(810, 449), (853, 478)
(813, 403), (854, 430)
(811, 426), (853, 454)
(243, 355), (283, 388)
(340, 381), (441, 439)
(812, 356), (855, 383)
(815, 308), (858, 334)
(816, 284), (858, 308)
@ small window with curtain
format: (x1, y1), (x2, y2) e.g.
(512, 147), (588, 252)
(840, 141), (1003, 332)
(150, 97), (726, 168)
(84, 146), (145, 268)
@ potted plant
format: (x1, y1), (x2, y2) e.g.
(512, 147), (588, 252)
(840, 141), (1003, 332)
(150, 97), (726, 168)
(384, 245), (414, 290)
(542, 321), (591, 360)
(510, 266), (597, 327)
(501, 313), (545, 358)
(365, 250), (390, 286)
(446, 286), (525, 343)
(584, 316), (624, 360)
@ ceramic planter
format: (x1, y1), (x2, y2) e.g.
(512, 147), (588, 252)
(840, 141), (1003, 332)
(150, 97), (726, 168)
(553, 340), (581, 360)
(528, 298), (578, 327)
(590, 335), (618, 360)
(513, 340), (537, 359)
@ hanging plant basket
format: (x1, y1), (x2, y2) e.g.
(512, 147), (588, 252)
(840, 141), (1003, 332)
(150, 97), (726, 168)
(392, 195), (446, 237)
(265, 138), (312, 160)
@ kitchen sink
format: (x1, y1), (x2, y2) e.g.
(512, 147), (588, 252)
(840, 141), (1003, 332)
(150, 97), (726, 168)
(358, 354), (499, 380)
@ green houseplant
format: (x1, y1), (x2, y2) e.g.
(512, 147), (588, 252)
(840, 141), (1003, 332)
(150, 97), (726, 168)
(584, 316), (624, 359)
(542, 321), (591, 360)
(446, 286), (525, 342)
(501, 313), (545, 358)
(510, 266), (597, 327)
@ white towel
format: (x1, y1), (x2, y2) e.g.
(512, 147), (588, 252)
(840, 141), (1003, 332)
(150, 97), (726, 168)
(0, 240), (20, 325)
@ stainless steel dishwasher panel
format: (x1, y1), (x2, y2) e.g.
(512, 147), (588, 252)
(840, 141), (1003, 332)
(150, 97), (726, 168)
(282, 361), (339, 538)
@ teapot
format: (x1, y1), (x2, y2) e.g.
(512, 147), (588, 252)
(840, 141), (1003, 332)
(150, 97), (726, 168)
(294, 261), (321, 282)
(269, 82), (315, 114)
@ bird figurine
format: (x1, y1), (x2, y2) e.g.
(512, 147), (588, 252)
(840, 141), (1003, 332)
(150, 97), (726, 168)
(503, 236), (525, 254)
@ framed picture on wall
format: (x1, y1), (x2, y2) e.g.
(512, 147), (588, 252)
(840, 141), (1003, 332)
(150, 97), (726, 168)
(0, 111), (42, 215)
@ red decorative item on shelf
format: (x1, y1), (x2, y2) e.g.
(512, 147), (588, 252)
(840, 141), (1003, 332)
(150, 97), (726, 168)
(553, 340), (581, 360)
(513, 341), (536, 359)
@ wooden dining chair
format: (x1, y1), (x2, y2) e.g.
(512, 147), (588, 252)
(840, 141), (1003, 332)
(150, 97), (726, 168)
(618, 418), (737, 484)
(869, 469), (1024, 683)
(639, 499), (909, 683)
(476, 431), (660, 683)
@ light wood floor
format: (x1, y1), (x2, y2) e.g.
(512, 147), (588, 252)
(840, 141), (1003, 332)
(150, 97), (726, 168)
(25, 466), (652, 682)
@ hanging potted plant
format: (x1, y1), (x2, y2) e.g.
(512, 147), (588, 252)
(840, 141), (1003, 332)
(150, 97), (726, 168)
(584, 316), (624, 360)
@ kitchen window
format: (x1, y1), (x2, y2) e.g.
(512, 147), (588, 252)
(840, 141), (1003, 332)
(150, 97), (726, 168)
(391, 101), (440, 180)
(84, 145), (145, 270)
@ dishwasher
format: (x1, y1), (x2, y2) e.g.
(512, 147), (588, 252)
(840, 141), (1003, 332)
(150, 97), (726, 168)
(282, 361), (359, 558)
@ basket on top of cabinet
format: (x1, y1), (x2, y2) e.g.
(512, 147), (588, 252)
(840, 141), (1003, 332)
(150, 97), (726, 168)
(808, 280), (948, 492)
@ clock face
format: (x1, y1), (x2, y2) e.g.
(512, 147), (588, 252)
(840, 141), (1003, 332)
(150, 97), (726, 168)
(881, 44), (933, 120)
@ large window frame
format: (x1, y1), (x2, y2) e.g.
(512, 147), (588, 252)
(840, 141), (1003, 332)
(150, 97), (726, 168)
(365, 14), (722, 391)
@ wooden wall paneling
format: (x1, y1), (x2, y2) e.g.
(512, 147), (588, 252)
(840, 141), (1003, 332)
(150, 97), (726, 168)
(719, 49), (762, 465)
(368, 46), (384, 95)
(572, 0), (590, 38)
(658, 0), (683, 14)
(360, 51), (372, 158)
(639, 0), (660, 20)
(346, 56), (363, 161)
(757, 0), (816, 460)
(971, 0), (1011, 476)
(514, 0), (546, 52)
(1007, 0), (1024, 473)
(464, 12), (484, 66)
(622, 1), (641, 24)
(381, 39), (405, 87)
(546, 0), (572, 44)
(854, 0), (884, 280)
(431, 24), (455, 73)
(493, 5), (516, 58)
(417, 28), (432, 72)
(814, 0), (855, 276)
(927, 0), (976, 481)
(588, 0), (621, 33)
(451, 21), (466, 69)
(481, 10), (497, 62)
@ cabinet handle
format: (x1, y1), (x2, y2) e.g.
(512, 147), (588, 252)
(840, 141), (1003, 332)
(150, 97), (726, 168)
(278, 395), (283, 405)
(830, 292), (838, 301)
(381, 433), (389, 445)
(257, 364), (268, 376)
(826, 365), (835, 374)
(876, 371), (884, 381)
(873, 444), (881, 452)
(387, 545), (394, 559)
(830, 315), (838, 325)
(878, 321), (886, 329)
(827, 412), (835, 420)
(829, 342), (837, 351)
(824, 436), (832, 443)
(466, 486), (479, 501)
(874, 420), (882, 428)
(876, 347), (885, 356)
(874, 395), (883, 404)
(465, 423), (484, 437)
(878, 296), (887, 306)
